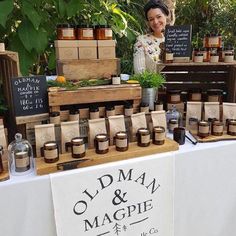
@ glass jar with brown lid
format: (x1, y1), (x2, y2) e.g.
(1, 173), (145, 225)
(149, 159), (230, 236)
(115, 131), (128, 152)
(198, 120), (210, 138)
(212, 120), (223, 136)
(152, 126), (165, 145)
(57, 23), (76, 40)
(227, 119), (236, 136)
(95, 25), (113, 40)
(188, 88), (202, 101)
(77, 24), (94, 40)
(137, 128), (150, 147)
(95, 134), (109, 154)
(207, 89), (223, 103)
(71, 137), (86, 158)
(167, 90), (182, 104)
(43, 141), (59, 163)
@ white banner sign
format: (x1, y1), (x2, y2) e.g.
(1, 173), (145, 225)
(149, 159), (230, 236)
(50, 153), (174, 236)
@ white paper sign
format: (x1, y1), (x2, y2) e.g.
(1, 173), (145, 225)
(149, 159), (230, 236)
(50, 153), (174, 236)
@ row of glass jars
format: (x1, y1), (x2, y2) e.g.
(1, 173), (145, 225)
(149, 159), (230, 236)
(57, 23), (113, 40)
(193, 47), (234, 63)
(167, 89), (223, 103)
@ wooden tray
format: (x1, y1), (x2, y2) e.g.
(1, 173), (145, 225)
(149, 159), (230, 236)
(190, 131), (236, 143)
(35, 138), (179, 175)
(0, 161), (10, 182)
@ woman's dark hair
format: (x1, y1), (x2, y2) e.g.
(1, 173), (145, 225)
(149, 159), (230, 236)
(144, 0), (169, 19)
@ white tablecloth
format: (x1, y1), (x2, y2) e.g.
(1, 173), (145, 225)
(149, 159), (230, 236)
(1, 140), (236, 236)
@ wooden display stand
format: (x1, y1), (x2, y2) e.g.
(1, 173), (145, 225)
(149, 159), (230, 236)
(158, 62), (236, 103)
(48, 84), (142, 115)
(57, 58), (120, 80)
(35, 138), (179, 175)
(190, 131), (236, 143)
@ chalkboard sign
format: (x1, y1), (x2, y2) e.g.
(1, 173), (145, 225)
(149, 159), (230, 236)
(11, 76), (48, 116)
(165, 25), (192, 60)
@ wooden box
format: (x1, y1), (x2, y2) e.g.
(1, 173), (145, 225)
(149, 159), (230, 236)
(98, 40), (116, 59)
(57, 58), (120, 80)
(54, 40), (78, 60)
(78, 40), (97, 59)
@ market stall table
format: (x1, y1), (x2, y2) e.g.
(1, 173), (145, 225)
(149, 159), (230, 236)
(1, 139), (236, 236)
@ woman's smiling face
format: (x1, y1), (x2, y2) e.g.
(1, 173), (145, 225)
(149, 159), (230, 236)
(147, 8), (167, 36)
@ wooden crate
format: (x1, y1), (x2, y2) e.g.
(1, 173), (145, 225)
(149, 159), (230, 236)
(57, 58), (120, 80)
(158, 62), (236, 103)
(48, 84), (142, 114)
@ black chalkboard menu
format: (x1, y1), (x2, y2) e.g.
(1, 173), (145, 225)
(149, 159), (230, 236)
(11, 76), (48, 116)
(165, 25), (192, 60)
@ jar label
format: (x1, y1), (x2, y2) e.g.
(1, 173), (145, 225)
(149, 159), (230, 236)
(15, 156), (29, 168)
(199, 125), (209, 134)
(169, 123), (178, 131)
(44, 149), (58, 160)
(50, 116), (60, 124)
(105, 29), (112, 38)
(155, 132), (165, 141)
(210, 56), (219, 63)
(73, 144), (85, 155)
(224, 55), (234, 63)
(69, 114), (80, 121)
(98, 140), (109, 151)
(62, 29), (74, 37)
(229, 125), (236, 133)
(82, 29), (93, 38)
(194, 56), (203, 63)
(213, 125), (223, 133)
(140, 107), (149, 113)
(116, 139), (128, 148)
(209, 37), (219, 46)
(170, 95), (180, 102)
(208, 95), (219, 102)
(166, 53), (173, 61)
(191, 93), (201, 101)
(112, 77), (121, 85)
(141, 134), (150, 144)
(125, 108), (133, 116)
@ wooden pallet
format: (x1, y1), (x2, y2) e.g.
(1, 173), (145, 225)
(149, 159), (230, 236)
(57, 58), (120, 80)
(35, 138), (179, 175)
(158, 62), (236, 103)
(48, 84), (142, 116)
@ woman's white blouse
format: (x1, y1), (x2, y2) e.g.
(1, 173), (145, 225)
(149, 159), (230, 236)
(133, 34), (164, 74)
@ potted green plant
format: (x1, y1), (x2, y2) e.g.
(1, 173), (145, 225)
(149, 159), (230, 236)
(131, 70), (166, 110)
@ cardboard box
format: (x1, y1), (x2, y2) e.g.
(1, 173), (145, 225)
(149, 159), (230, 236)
(98, 40), (116, 59)
(54, 40), (78, 60)
(78, 40), (97, 59)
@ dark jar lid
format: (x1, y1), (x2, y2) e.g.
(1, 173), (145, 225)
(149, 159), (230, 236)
(89, 105), (99, 112)
(210, 33), (218, 37)
(169, 119), (178, 124)
(154, 100), (163, 105)
(225, 52), (234, 56)
(198, 120), (209, 126)
(77, 24), (94, 29)
(124, 102), (133, 109)
(208, 118), (218, 123)
(50, 111), (60, 117)
(188, 88), (202, 94)
(69, 109), (79, 115)
(210, 52), (218, 56)
(228, 119), (236, 125)
(71, 137), (84, 145)
(224, 45), (234, 50)
(195, 52), (204, 56)
(193, 48), (201, 52)
(153, 126), (165, 133)
(105, 105), (115, 111)
(167, 89), (181, 94)
(44, 141), (57, 150)
(95, 25), (110, 29)
(95, 133), (109, 142)
(137, 128), (150, 135)
(140, 102), (149, 107)
(57, 23), (75, 28)
(204, 33), (210, 37)
(207, 89), (223, 96)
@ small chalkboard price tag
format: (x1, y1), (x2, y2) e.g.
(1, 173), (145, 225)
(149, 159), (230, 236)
(11, 76), (48, 116)
(165, 25), (192, 62)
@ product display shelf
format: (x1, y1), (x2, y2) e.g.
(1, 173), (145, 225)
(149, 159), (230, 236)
(48, 84), (142, 114)
(35, 138), (179, 175)
(57, 58), (120, 81)
(158, 62), (236, 103)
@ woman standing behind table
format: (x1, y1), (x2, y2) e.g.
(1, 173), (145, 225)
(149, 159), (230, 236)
(133, 0), (169, 74)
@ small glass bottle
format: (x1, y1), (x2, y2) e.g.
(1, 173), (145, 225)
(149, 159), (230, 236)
(57, 23), (76, 40)
(124, 103), (133, 116)
(212, 120), (223, 136)
(106, 105), (115, 117)
(8, 133), (34, 175)
(115, 131), (128, 152)
(43, 141), (59, 163)
(50, 111), (60, 125)
(227, 119), (236, 136)
(137, 128), (150, 147)
(166, 105), (183, 132)
(140, 102), (149, 113)
(69, 109), (80, 121)
(164, 48), (174, 63)
(112, 75), (121, 85)
(154, 100), (163, 111)
(198, 120), (210, 138)
(188, 117), (199, 133)
(152, 126), (165, 145)
(95, 134), (109, 154)
(95, 25), (113, 40)
(89, 105), (100, 120)
(167, 90), (182, 104)
(77, 24), (94, 40)
(0, 145), (4, 174)
(71, 137), (86, 158)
